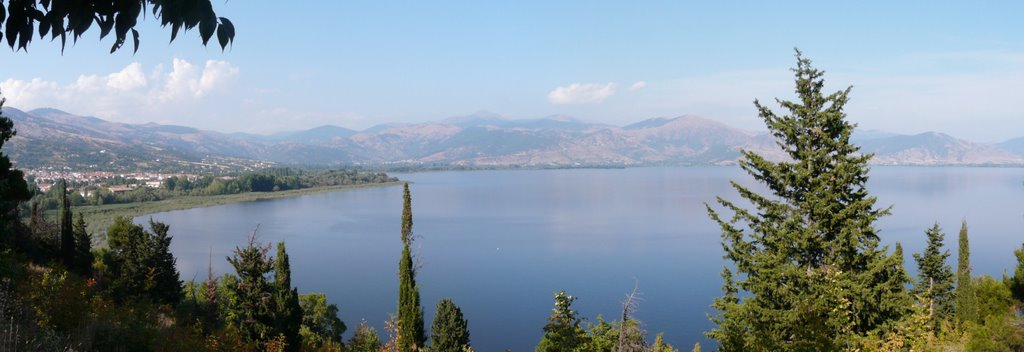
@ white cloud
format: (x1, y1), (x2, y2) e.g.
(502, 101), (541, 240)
(547, 82), (617, 104)
(106, 63), (147, 91)
(0, 58), (239, 123)
(629, 81), (647, 91)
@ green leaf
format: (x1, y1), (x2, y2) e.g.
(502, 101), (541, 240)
(49, 16), (62, 40)
(110, 36), (123, 53)
(19, 23), (32, 51)
(4, 17), (17, 48)
(170, 22), (180, 43)
(216, 17), (234, 50)
(199, 15), (216, 45)
(39, 18), (51, 38)
(98, 15), (113, 39)
(132, 28), (139, 54)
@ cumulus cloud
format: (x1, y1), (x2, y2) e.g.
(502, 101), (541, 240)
(629, 81), (647, 91)
(547, 82), (617, 104)
(0, 58), (239, 123)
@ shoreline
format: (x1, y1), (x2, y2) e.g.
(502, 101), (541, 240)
(77, 181), (404, 240)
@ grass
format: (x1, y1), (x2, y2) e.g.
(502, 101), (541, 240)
(74, 181), (404, 243)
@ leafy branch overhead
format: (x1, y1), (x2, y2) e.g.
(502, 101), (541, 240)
(0, 0), (235, 54)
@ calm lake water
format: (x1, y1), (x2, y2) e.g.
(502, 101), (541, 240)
(138, 166), (1024, 351)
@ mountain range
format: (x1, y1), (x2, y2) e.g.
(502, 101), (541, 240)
(4, 107), (1024, 170)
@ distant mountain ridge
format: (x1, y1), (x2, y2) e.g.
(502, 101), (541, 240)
(4, 106), (1024, 169)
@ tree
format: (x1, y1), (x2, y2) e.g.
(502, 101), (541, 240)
(145, 219), (182, 304)
(102, 216), (181, 305)
(0, 92), (30, 248)
(536, 291), (588, 352)
(226, 230), (276, 345)
(273, 241), (303, 351)
(651, 333), (679, 352)
(913, 223), (955, 324)
(299, 292), (347, 350)
(347, 321), (382, 352)
(430, 298), (470, 352)
(706, 50), (909, 350)
(0, 0), (235, 53)
(398, 183), (425, 351)
(1009, 243), (1024, 303)
(956, 220), (978, 323)
(71, 212), (93, 276)
(58, 179), (73, 266)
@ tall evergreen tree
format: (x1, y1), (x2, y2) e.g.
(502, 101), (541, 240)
(59, 179), (75, 266)
(274, 241), (303, 351)
(102, 216), (181, 305)
(0, 92), (31, 248)
(536, 291), (588, 352)
(706, 50), (910, 350)
(912, 223), (955, 323)
(955, 220), (978, 323)
(71, 213), (94, 276)
(146, 219), (183, 305)
(227, 231), (277, 344)
(398, 183), (425, 351)
(430, 298), (471, 352)
(401, 183), (414, 245)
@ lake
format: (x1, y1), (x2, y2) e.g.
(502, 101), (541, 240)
(138, 166), (1024, 351)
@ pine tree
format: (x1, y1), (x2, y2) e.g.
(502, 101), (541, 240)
(146, 219), (183, 305)
(227, 230), (277, 344)
(912, 223), (955, 324)
(430, 298), (470, 352)
(536, 291), (588, 352)
(59, 179), (74, 266)
(71, 213), (94, 276)
(274, 241), (303, 351)
(398, 183), (425, 351)
(706, 50), (910, 350)
(955, 220), (978, 323)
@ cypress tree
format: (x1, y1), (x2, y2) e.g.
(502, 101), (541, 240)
(706, 50), (909, 350)
(430, 298), (470, 352)
(274, 241), (303, 351)
(912, 223), (955, 324)
(59, 179), (74, 266)
(398, 183), (425, 351)
(71, 213), (94, 276)
(955, 220), (978, 323)
(402, 183), (413, 245)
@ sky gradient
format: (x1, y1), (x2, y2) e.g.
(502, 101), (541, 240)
(2, 1), (1022, 142)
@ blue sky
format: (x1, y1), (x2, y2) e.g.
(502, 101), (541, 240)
(2, 1), (1023, 141)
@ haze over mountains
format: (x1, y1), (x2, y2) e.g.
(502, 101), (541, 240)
(5, 107), (1024, 169)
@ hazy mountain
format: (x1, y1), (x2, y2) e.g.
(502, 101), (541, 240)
(4, 107), (1024, 169)
(274, 125), (357, 144)
(858, 132), (1024, 165)
(997, 137), (1024, 155)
